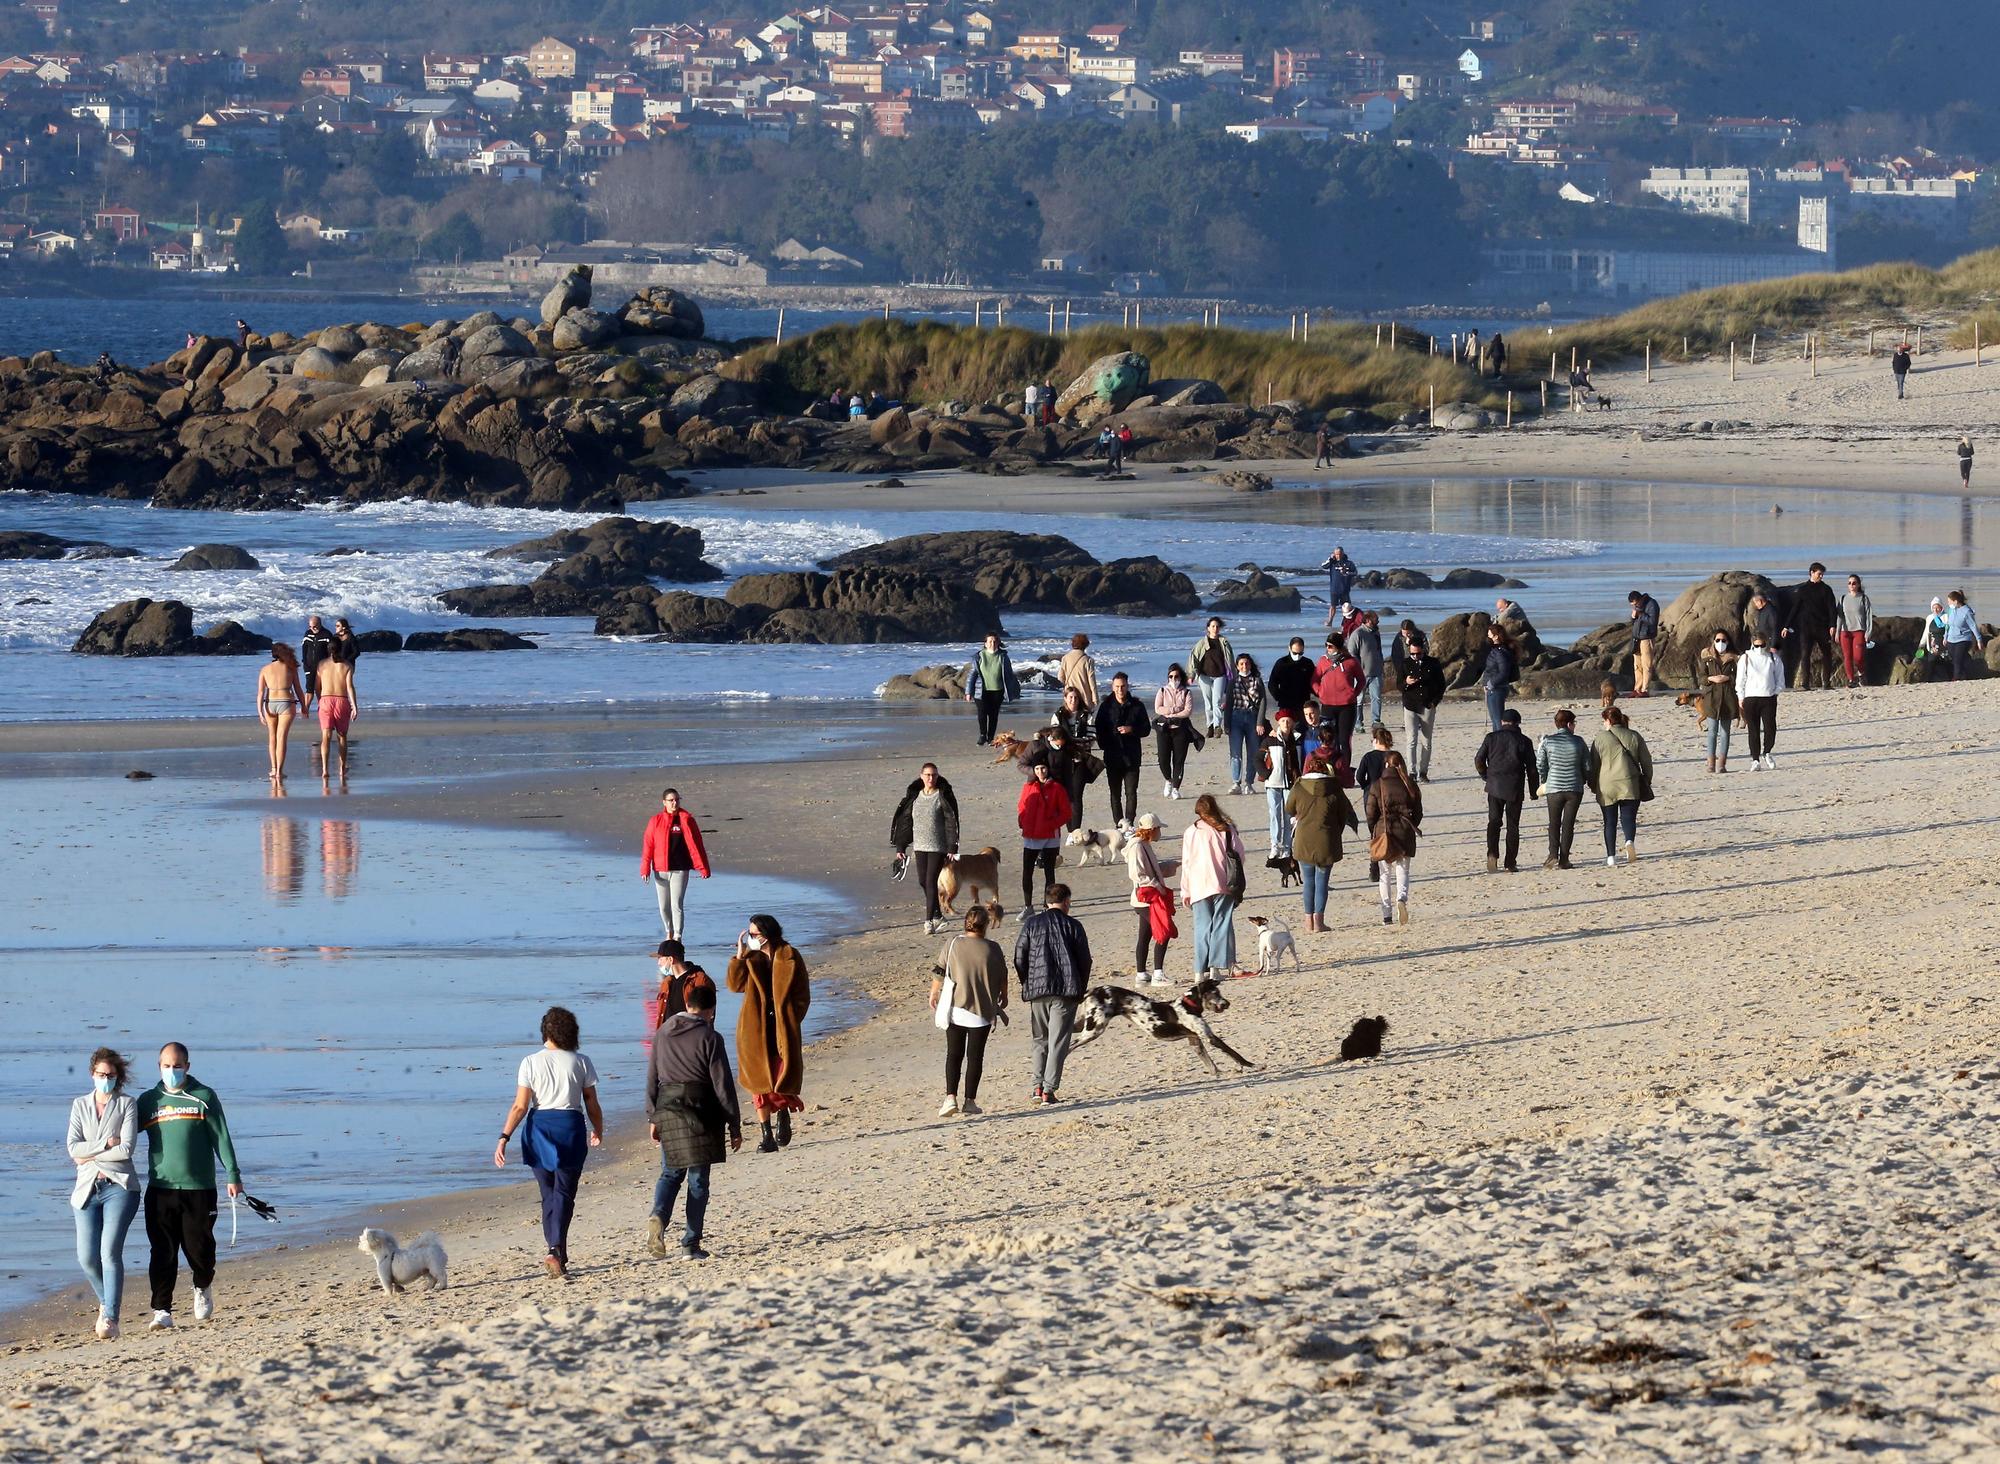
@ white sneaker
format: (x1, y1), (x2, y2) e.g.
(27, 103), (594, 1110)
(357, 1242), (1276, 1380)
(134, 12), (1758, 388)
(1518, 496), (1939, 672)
(95, 1314), (117, 1341)
(1162, 779), (1173, 799)
(192, 1287), (213, 1322)
(148, 1311), (173, 1330)
(936, 1095), (958, 1118)
(1764, 754), (1776, 769)
(1149, 970), (1169, 986)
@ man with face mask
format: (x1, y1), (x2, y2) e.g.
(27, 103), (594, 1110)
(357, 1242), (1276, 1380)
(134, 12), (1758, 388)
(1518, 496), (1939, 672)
(135, 1042), (242, 1330)
(653, 939), (715, 1027)
(1268, 636), (1315, 720)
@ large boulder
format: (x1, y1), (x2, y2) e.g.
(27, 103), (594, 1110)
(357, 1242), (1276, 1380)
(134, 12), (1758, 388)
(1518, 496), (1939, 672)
(1357, 568), (1438, 591)
(70, 598), (270, 656)
(540, 265), (592, 325)
(1207, 569), (1301, 614)
(403, 628), (536, 651)
(169, 543), (261, 571)
(460, 323), (535, 361)
(0, 530), (136, 560)
(486, 516), (721, 584)
(1658, 571), (1778, 682)
(881, 663), (970, 700)
(727, 567), (1000, 643)
(551, 308), (621, 352)
(618, 287), (704, 339)
(1426, 610), (1547, 689)
(819, 530), (1196, 617)
(1054, 351), (1150, 426)
(595, 588), (767, 641)
(315, 324), (366, 358)
(669, 373), (756, 421)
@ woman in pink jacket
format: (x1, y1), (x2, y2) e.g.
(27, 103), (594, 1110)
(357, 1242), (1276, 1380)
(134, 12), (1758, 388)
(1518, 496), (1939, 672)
(641, 788), (711, 940)
(1179, 794), (1246, 981)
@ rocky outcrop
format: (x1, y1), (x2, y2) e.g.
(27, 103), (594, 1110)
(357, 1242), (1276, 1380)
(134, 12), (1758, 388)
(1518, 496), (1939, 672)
(441, 516), (722, 618)
(1054, 352), (1149, 426)
(597, 567), (1001, 645)
(403, 628), (537, 651)
(169, 543), (261, 571)
(1206, 569), (1301, 614)
(881, 663), (971, 700)
(70, 598), (271, 656)
(1657, 571), (1778, 682)
(540, 266), (593, 325)
(819, 530), (1198, 618)
(619, 286), (704, 339)
(0, 530), (136, 559)
(1214, 470), (1274, 493)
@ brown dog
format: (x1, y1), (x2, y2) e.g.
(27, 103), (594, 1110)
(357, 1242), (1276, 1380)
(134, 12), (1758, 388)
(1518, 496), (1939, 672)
(1672, 690), (1710, 729)
(937, 847), (1002, 915)
(989, 732), (1033, 766)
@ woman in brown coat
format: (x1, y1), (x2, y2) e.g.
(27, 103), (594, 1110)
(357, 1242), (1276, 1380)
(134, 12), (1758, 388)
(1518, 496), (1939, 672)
(1365, 750), (1423, 926)
(726, 913), (810, 1152)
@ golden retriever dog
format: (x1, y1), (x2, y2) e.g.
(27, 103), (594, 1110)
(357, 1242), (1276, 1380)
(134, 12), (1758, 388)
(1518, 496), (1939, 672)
(937, 847), (1002, 915)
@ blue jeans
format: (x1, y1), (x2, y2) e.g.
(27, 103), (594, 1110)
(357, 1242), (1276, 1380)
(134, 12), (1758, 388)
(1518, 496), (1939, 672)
(1300, 862), (1331, 918)
(75, 1179), (140, 1316)
(1192, 894), (1237, 975)
(1601, 800), (1639, 854)
(652, 1156), (711, 1246)
(1484, 683), (1508, 733)
(1195, 674), (1226, 731)
(1266, 784), (1293, 856)
(1364, 675), (1383, 730)
(1706, 717), (1731, 761)
(1226, 707), (1259, 785)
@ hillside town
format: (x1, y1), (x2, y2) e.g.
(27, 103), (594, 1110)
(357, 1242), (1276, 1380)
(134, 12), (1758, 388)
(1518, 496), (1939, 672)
(0, 4), (1989, 299)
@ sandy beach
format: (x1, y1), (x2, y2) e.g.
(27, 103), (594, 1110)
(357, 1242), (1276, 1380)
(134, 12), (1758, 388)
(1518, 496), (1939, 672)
(4, 653), (1998, 1457)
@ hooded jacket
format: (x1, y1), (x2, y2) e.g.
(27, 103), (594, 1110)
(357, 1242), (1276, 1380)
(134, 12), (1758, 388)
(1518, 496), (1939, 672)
(1312, 653), (1362, 708)
(890, 776), (960, 853)
(136, 1078), (240, 1191)
(1735, 646), (1785, 699)
(1590, 725), (1653, 805)
(1695, 646), (1740, 722)
(1016, 776), (1073, 841)
(647, 1012), (741, 1168)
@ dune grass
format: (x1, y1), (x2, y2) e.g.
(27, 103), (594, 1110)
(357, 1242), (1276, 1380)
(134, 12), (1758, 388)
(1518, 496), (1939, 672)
(726, 318), (1503, 415)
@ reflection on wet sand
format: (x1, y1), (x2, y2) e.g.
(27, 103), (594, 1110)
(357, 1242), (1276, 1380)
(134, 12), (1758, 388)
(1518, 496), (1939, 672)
(260, 816), (303, 902)
(320, 820), (359, 900)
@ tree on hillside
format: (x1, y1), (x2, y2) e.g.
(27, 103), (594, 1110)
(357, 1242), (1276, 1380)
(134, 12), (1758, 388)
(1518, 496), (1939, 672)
(421, 211), (485, 262)
(234, 204), (291, 275)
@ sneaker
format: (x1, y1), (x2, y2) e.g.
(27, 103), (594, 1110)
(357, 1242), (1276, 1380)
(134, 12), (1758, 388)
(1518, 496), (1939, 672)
(95, 1314), (117, 1341)
(192, 1287), (214, 1322)
(1605, 855), (1618, 867)
(1624, 842), (1637, 866)
(961, 1100), (983, 1116)
(148, 1311), (173, 1331)
(1162, 779), (1173, 799)
(1381, 910), (1393, 925)
(646, 1213), (667, 1259)
(1396, 900), (1409, 925)
(543, 1255), (566, 1280)
(1150, 969), (1168, 986)
(1486, 856), (1499, 874)
(937, 1095), (959, 1118)
(1764, 755), (1776, 769)
(1031, 1085), (1045, 1103)
(1041, 1090), (1059, 1105)
(681, 1240), (710, 1261)
(1542, 856), (1558, 870)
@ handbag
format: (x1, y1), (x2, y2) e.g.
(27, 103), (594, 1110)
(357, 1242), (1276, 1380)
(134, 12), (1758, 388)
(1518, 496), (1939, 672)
(1369, 824), (1392, 862)
(1082, 750), (1104, 784)
(933, 937), (957, 1030)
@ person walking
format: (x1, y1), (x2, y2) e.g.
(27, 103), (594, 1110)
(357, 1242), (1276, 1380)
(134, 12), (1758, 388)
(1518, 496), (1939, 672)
(1017, 757), (1071, 912)
(1105, 427), (1125, 474)
(496, 1008), (604, 1280)
(1590, 707), (1653, 868)
(1059, 633), (1098, 709)
(1268, 636), (1315, 719)
(1186, 616), (1235, 738)
(1353, 611), (1384, 730)
(1536, 710), (1592, 868)
(1958, 435), (1974, 488)
(1696, 631), (1741, 772)
(312, 648), (357, 785)
(1287, 748), (1357, 933)
(1314, 422), (1333, 468)
(1480, 624), (1518, 733)
(255, 644), (306, 785)
(1321, 546), (1358, 625)
(1735, 632), (1784, 770)
(1356, 724), (1392, 884)
(727, 915), (809, 1152)
(930, 905), (1009, 1117)
(1786, 562), (1840, 691)
(653, 940), (716, 1026)
(1474, 707), (1539, 873)
(69, 1047), (138, 1339)
(1014, 884), (1091, 1104)
(1892, 342), (1911, 399)
(299, 615), (336, 700)
(1627, 590), (1661, 696)
(1313, 633), (1363, 763)
(1399, 633), (1445, 781)
(640, 788), (711, 941)
(1125, 812), (1177, 985)
(1365, 752), (1422, 925)
(1837, 575), (1874, 688)
(137, 1043), (242, 1329)
(1094, 673), (1151, 832)
(1944, 589), (1985, 680)
(1258, 710), (1303, 858)
(1225, 653), (1266, 795)
(964, 632), (1019, 747)
(1746, 588), (1781, 648)
(1179, 795), (1246, 981)
(644, 983), (740, 1261)
(891, 763), (959, 934)
(1153, 664), (1200, 800)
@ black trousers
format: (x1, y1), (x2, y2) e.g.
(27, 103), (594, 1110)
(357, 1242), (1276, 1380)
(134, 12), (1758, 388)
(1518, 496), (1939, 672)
(976, 691), (1003, 742)
(145, 1185), (217, 1312)
(1021, 846), (1058, 908)
(1794, 630), (1836, 690)
(912, 850), (947, 922)
(1106, 765), (1140, 825)
(1486, 795), (1523, 869)
(1134, 908), (1170, 974)
(1062, 769), (1087, 831)
(944, 1023), (990, 1103)
(1741, 697), (1777, 759)
(1545, 791), (1582, 864)
(1155, 721), (1193, 784)
(1330, 703), (1358, 762)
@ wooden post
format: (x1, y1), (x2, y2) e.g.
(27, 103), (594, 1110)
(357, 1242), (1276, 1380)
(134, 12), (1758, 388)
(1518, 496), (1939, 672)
(1729, 340), (1736, 381)
(1683, 335), (1689, 359)
(1749, 333), (1756, 365)
(775, 306), (785, 346)
(1390, 321), (1397, 350)
(974, 301), (982, 328)
(1506, 390), (1514, 427)
(1428, 382), (1434, 427)
(1375, 322), (1383, 349)
(1430, 333), (1436, 356)
(883, 304), (890, 321)
(1810, 333), (1817, 379)
(1645, 339), (1651, 383)
(1867, 327), (1875, 357)
(1550, 349), (1557, 381)
(1135, 303), (1142, 328)
(1570, 346), (1578, 372)
(1064, 301), (1071, 335)
(1978, 320), (1983, 368)
(1047, 302), (1055, 334)
(1451, 332), (1459, 360)
(1303, 312), (1310, 342)
(1290, 313), (1298, 342)
(1540, 379), (1548, 413)
(1917, 325), (1923, 357)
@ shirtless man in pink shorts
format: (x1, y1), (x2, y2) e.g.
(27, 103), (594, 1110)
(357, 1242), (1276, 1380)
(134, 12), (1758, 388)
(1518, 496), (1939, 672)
(313, 651), (357, 784)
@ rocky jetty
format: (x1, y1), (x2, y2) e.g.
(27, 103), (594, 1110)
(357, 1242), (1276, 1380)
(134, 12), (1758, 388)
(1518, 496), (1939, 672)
(403, 628), (536, 652)
(71, 598), (270, 656)
(0, 530), (136, 559)
(597, 567), (1000, 645)
(438, 516), (721, 617)
(819, 530), (1198, 618)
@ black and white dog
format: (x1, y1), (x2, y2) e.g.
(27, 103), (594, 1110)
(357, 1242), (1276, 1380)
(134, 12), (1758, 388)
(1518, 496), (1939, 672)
(1071, 977), (1256, 1077)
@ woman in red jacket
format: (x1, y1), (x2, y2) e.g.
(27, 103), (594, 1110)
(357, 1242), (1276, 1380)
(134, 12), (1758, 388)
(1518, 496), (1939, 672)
(641, 788), (711, 940)
(1016, 757), (1073, 911)
(1313, 632), (1364, 765)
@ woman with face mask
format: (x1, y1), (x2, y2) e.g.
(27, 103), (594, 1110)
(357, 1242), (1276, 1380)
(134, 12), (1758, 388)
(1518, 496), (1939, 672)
(1734, 632), (1785, 771)
(727, 914), (811, 1152)
(1694, 629), (1740, 773)
(68, 1048), (138, 1339)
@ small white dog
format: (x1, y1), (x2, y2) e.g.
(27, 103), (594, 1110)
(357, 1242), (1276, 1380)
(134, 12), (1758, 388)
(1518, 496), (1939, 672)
(1245, 914), (1299, 976)
(358, 1228), (448, 1295)
(1066, 826), (1129, 867)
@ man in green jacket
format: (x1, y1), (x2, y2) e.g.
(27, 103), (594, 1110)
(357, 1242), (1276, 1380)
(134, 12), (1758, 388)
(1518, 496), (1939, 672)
(135, 1042), (243, 1330)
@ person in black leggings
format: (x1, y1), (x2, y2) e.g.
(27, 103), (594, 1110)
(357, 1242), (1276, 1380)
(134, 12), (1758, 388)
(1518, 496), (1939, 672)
(1094, 673), (1151, 832)
(1017, 757), (1070, 911)
(963, 633), (1017, 746)
(891, 763), (960, 935)
(1125, 813), (1175, 985)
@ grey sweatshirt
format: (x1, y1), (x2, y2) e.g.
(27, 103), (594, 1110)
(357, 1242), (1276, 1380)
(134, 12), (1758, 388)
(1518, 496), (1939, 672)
(1839, 591), (1873, 636)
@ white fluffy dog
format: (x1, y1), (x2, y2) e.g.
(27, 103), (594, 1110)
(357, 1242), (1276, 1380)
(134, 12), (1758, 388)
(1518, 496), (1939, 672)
(358, 1228), (448, 1295)
(1065, 826), (1129, 867)
(1245, 914), (1299, 976)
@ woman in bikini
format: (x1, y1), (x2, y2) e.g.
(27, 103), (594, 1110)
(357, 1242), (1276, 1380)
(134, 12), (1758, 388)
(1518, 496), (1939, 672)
(256, 644), (307, 784)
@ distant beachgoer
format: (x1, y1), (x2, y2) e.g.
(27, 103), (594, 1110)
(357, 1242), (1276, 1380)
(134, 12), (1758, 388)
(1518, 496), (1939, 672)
(1958, 435), (1974, 487)
(256, 644), (306, 784)
(1015, 883), (1091, 1104)
(1746, 589), (1780, 648)
(1481, 624), (1517, 733)
(891, 763), (958, 934)
(653, 939), (715, 1026)
(233, 319), (250, 352)
(1465, 327), (1480, 365)
(1314, 423), (1333, 467)
(1321, 547), (1358, 624)
(1225, 653), (1265, 795)
(1041, 382), (1056, 425)
(299, 615), (335, 699)
(495, 1007), (603, 1280)
(1095, 425), (1114, 460)
(1023, 381), (1040, 419)
(1786, 562), (1839, 691)
(138, 1042), (242, 1330)
(1059, 633), (1098, 709)
(1838, 574), (1874, 688)
(1944, 589), (1984, 680)
(1153, 664), (1199, 800)
(1094, 673), (1151, 832)
(1017, 757), (1071, 911)
(645, 980), (739, 1261)
(1627, 590), (1661, 695)
(1179, 794), (1245, 981)
(1313, 633), (1363, 764)
(313, 652), (357, 784)
(1399, 634), (1444, 781)
(94, 350), (116, 384)
(1475, 707), (1539, 872)
(1917, 598), (1950, 681)
(1590, 706), (1652, 867)
(1695, 632), (1740, 772)
(727, 915), (809, 1151)
(964, 632), (1019, 747)
(1353, 611), (1384, 729)
(1106, 427), (1126, 473)
(330, 617), (360, 667)
(1287, 747), (1357, 933)
(1486, 331), (1507, 377)
(848, 394), (864, 419)
(1268, 636), (1314, 719)
(1735, 633), (1784, 770)
(1259, 709), (1302, 858)
(69, 1046), (137, 1340)
(1365, 751), (1422, 925)
(1892, 344), (1911, 399)
(1536, 710), (1592, 868)
(930, 905), (1009, 1118)
(1125, 812), (1176, 984)
(1187, 616), (1234, 738)
(641, 787), (711, 941)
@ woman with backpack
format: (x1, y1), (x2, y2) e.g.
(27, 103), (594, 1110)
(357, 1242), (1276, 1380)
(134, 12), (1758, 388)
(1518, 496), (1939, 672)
(1365, 751), (1422, 925)
(1287, 748), (1358, 933)
(1481, 624), (1518, 733)
(1590, 706), (1653, 867)
(1179, 795), (1247, 981)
